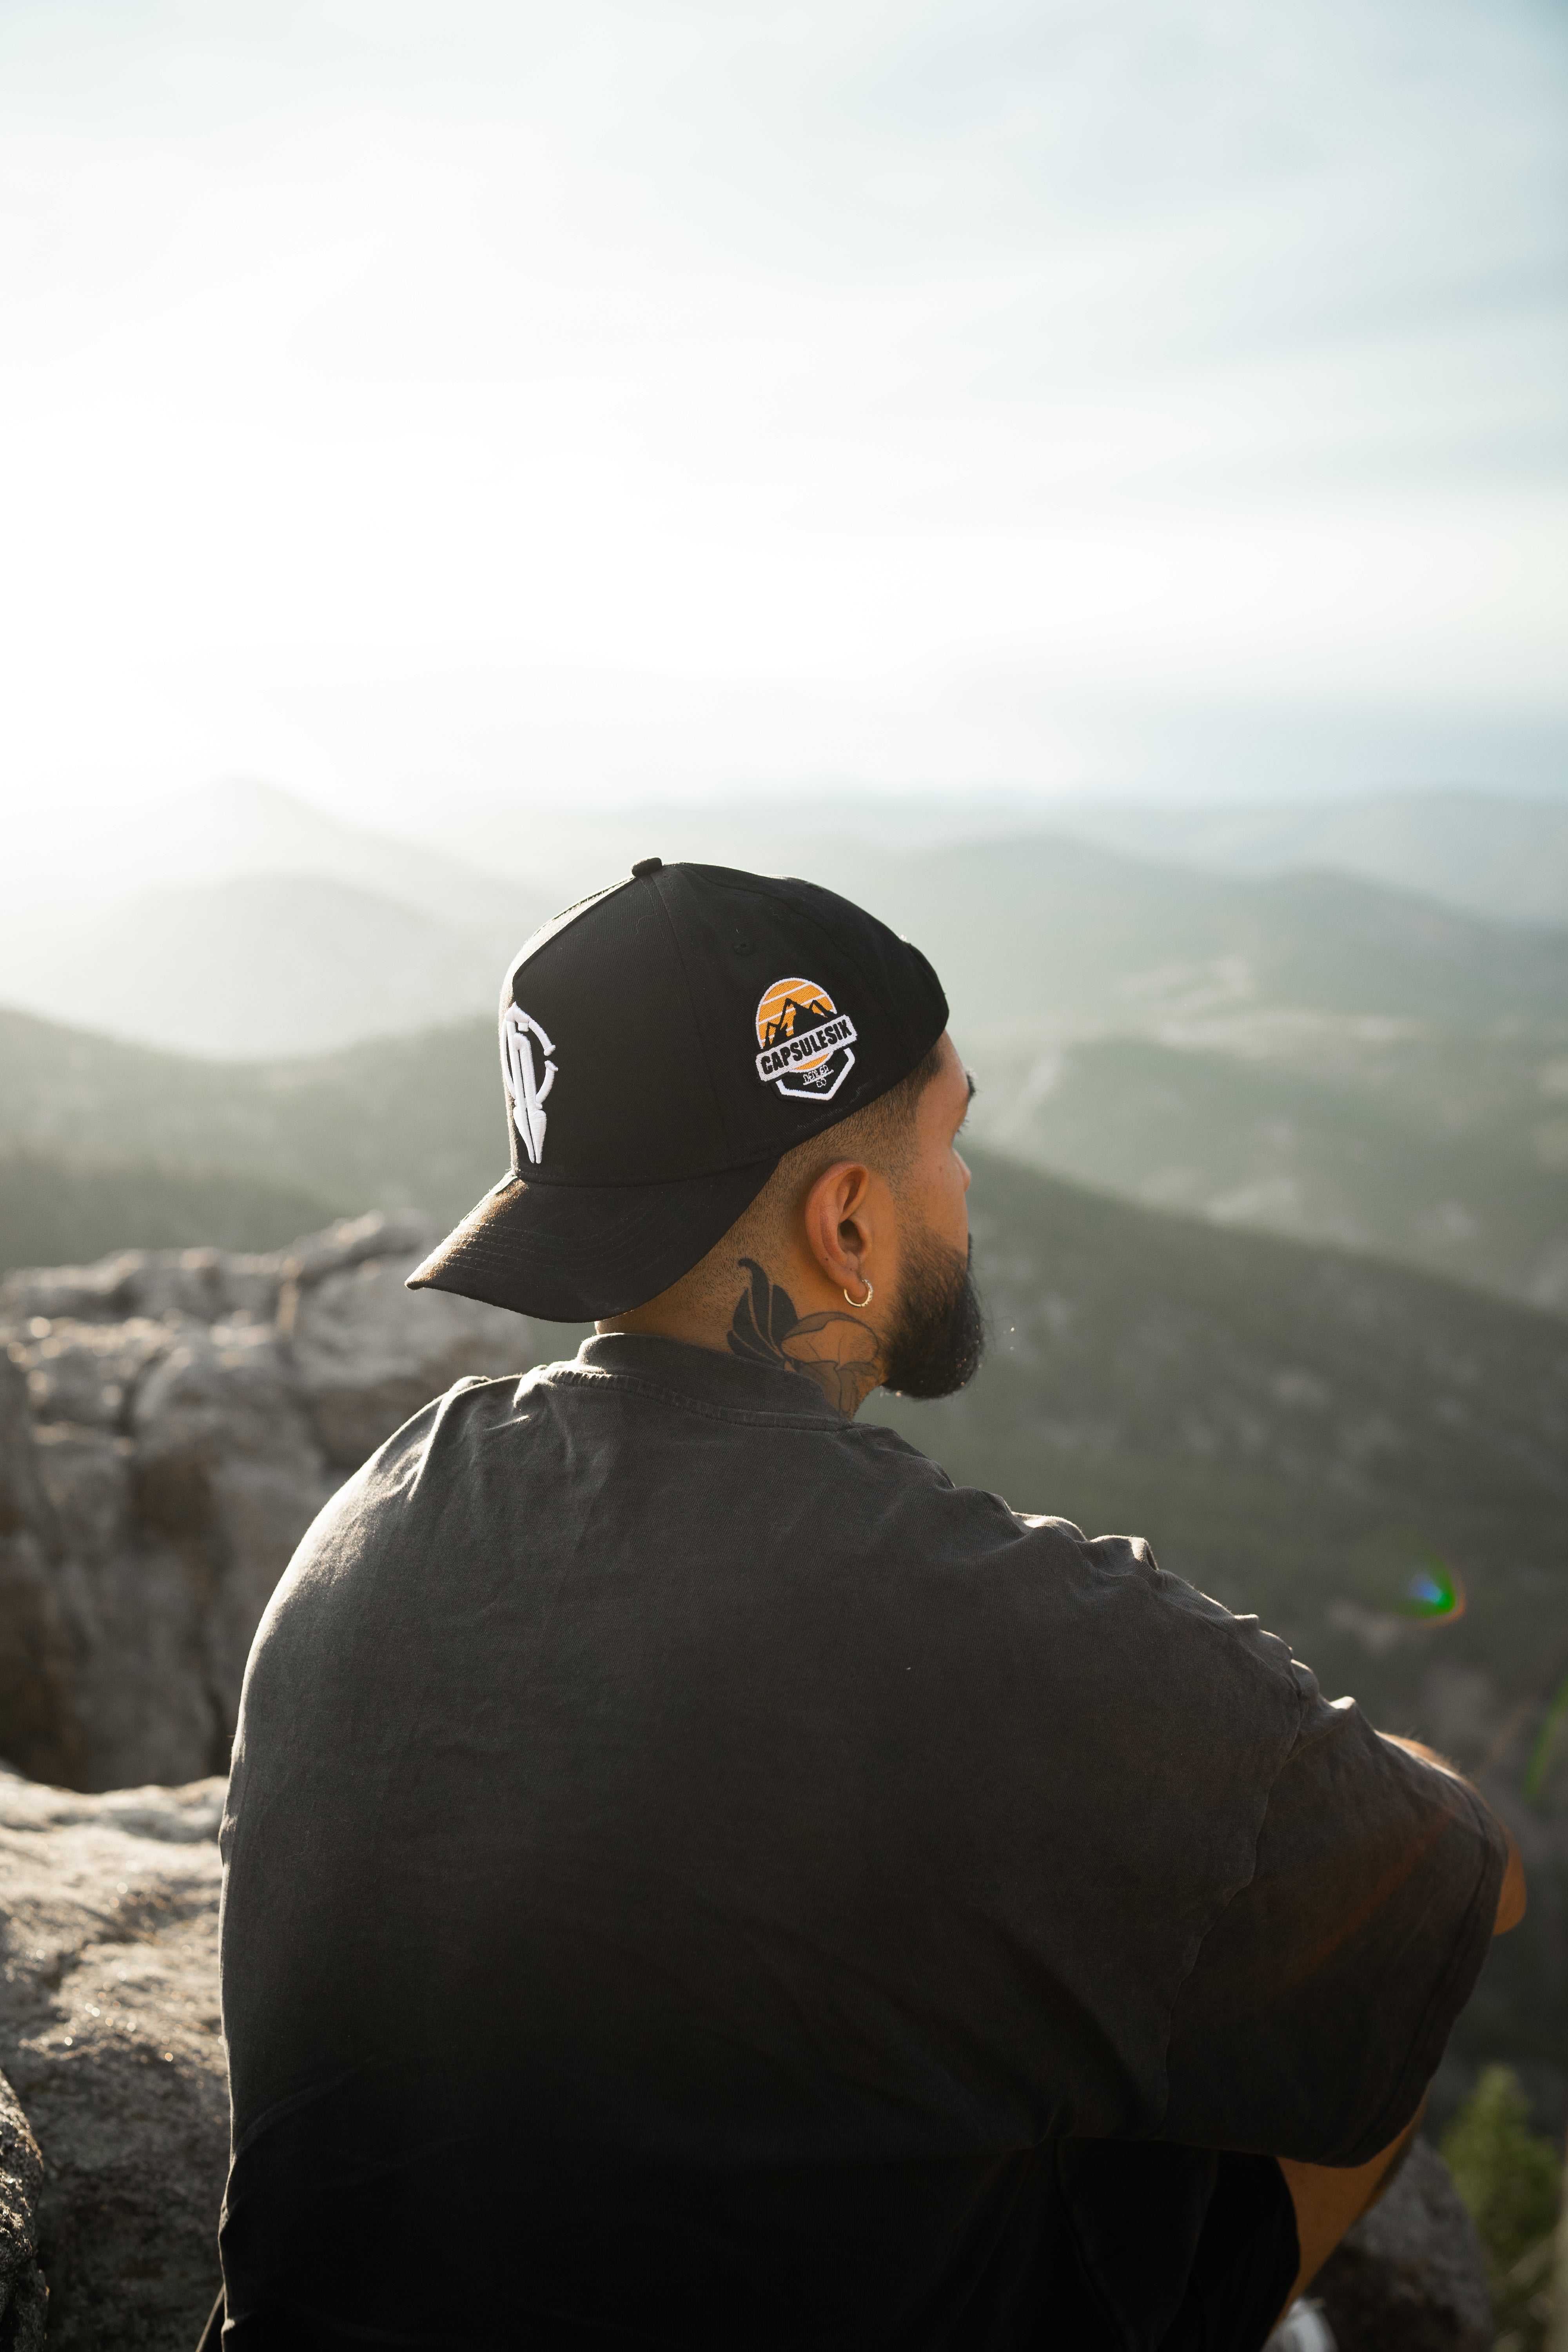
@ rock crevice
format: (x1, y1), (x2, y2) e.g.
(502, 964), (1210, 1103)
(0, 2071), (45, 2352)
(0, 1769), (227, 2350)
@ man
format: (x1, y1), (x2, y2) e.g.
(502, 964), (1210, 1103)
(213, 860), (1523, 2350)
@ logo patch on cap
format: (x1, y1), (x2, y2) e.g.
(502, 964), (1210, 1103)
(754, 977), (857, 1102)
(502, 1003), (557, 1164)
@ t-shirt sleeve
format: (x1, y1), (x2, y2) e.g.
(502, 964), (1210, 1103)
(1159, 1684), (1508, 2165)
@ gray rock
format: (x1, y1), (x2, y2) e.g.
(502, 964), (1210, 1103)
(0, 1772), (225, 1844)
(15, 1318), (172, 1432)
(0, 2071), (46, 2352)
(0, 1254), (149, 1331)
(1314, 2138), (1492, 2352)
(279, 1207), (436, 1290)
(0, 1215), (534, 1791)
(0, 1247), (284, 1334)
(0, 1351), (84, 1791)
(29, 1418), (221, 1791)
(130, 1322), (334, 1764)
(0, 1767), (225, 2350)
(286, 1248), (534, 1466)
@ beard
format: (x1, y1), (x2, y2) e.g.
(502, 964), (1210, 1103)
(880, 1230), (987, 1401)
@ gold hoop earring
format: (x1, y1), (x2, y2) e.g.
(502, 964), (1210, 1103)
(842, 1278), (874, 1309)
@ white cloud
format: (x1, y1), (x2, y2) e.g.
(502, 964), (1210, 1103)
(0, 0), (1563, 824)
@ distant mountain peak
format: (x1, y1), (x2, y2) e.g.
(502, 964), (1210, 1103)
(172, 775), (375, 852)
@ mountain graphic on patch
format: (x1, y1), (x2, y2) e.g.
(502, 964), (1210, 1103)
(759, 993), (833, 1050)
(753, 976), (858, 1102)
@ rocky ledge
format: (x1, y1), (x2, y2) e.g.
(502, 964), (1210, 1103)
(0, 1214), (536, 1792)
(0, 1769), (225, 2350)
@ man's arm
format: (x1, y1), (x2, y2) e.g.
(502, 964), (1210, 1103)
(1278, 2100), (1427, 2303)
(1277, 1737), (1525, 2305)
(1379, 1737), (1526, 1934)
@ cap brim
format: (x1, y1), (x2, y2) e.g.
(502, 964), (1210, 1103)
(405, 1159), (779, 1322)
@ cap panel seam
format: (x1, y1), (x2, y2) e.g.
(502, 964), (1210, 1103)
(648, 866), (747, 1165)
(715, 878), (879, 999)
(504, 878), (633, 986)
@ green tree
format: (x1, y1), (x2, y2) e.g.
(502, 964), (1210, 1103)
(1442, 2065), (1563, 2352)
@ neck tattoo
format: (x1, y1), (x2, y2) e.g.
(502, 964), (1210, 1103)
(726, 1257), (882, 1417)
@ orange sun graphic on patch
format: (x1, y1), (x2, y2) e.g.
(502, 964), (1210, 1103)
(753, 976), (858, 1102)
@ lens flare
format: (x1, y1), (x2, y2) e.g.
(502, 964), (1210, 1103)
(1399, 1554), (1465, 1621)
(1352, 1537), (1466, 1625)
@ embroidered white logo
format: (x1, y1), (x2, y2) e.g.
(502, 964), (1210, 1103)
(754, 976), (857, 1102)
(502, 1003), (557, 1164)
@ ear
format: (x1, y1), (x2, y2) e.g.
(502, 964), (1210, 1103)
(799, 1160), (877, 1297)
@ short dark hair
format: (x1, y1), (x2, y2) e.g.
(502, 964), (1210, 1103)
(833, 1037), (945, 1160)
(769, 1036), (947, 1197)
(669, 1038), (949, 1312)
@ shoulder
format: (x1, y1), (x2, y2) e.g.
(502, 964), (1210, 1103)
(248, 1372), (524, 1603)
(854, 1425), (1283, 1635)
(835, 1432), (1311, 1725)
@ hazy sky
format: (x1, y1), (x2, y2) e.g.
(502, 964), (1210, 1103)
(2, 0), (1565, 824)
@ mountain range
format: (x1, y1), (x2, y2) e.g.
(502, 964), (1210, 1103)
(1044, 789), (1568, 928)
(14, 787), (1568, 1044)
(9, 777), (1568, 1061)
(973, 1031), (1568, 1310)
(2, 787), (551, 1058)
(6, 773), (1565, 1308)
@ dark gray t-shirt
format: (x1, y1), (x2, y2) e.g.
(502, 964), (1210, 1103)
(218, 1334), (1504, 2348)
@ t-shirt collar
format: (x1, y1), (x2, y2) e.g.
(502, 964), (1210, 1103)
(571, 1331), (850, 1423)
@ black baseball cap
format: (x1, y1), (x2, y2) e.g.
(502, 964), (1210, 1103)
(406, 859), (949, 1321)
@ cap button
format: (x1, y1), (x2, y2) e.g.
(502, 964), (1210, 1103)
(631, 857), (662, 878)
